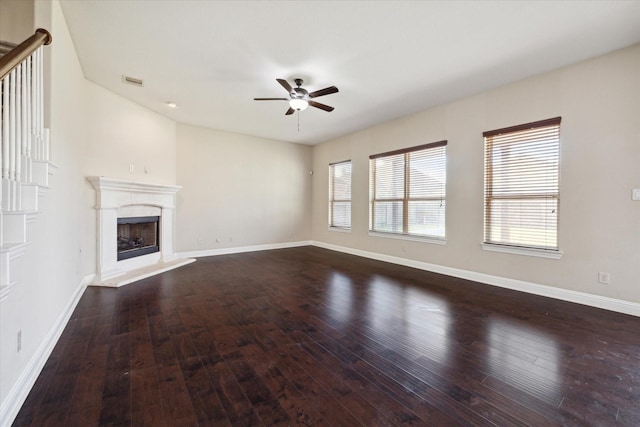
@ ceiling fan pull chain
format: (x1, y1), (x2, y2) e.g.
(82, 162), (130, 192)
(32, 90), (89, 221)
(297, 111), (300, 132)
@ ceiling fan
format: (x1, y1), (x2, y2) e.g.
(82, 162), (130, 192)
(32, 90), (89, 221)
(254, 78), (339, 115)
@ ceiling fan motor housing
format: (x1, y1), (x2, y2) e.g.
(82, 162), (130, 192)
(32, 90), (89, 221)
(293, 87), (309, 99)
(292, 79), (308, 98)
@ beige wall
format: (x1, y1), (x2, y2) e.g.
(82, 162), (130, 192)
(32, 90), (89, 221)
(176, 124), (312, 252)
(81, 82), (177, 185)
(312, 43), (640, 304)
(0, 0), (34, 43)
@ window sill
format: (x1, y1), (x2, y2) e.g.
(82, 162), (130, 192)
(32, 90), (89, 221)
(328, 226), (351, 233)
(368, 231), (446, 245)
(481, 243), (563, 259)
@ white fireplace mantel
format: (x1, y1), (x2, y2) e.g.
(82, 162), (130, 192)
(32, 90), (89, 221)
(88, 176), (193, 287)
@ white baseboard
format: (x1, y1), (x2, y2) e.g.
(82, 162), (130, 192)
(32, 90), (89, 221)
(0, 274), (91, 427)
(311, 241), (640, 317)
(178, 240), (313, 259)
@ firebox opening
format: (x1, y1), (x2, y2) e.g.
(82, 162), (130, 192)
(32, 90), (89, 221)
(117, 216), (160, 261)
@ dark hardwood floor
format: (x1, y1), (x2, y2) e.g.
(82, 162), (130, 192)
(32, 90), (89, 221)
(12, 246), (640, 426)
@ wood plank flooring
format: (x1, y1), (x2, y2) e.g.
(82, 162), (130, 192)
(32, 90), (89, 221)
(12, 246), (640, 426)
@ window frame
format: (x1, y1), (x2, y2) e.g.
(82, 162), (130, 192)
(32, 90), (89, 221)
(369, 141), (447, 241)
(483, 117), (562, 258)
(328, 159), (352, 230)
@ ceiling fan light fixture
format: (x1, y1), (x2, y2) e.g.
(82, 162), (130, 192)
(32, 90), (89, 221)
(289, 98), (309, 111)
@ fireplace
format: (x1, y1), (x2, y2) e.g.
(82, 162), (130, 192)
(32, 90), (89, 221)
(117, 216), (160, 261)
(88, 176), (193, 287)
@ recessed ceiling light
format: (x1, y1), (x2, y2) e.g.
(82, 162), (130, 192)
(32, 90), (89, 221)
(166, 102), (177, 108)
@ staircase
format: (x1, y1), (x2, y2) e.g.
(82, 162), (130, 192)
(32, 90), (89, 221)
(0, 30), (54, 303)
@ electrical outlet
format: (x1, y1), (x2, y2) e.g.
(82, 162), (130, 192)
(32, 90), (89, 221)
(633, 189), (640, 200)
(129, 164), (135, 173)
(598, 272), (610, 285)
(17, 330), (22, 352)
(197, 237), (203, 246)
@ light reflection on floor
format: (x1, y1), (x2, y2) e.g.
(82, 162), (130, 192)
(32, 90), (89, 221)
(365, 275), (452, 364)
(485, 316), (562, 403)
(325, 272), (563, 399)
(325, 272), (354, 324)
(365, 275), (400, 332)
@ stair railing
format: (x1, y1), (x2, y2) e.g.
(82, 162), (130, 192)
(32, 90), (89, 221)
(0, 28), (52, 211)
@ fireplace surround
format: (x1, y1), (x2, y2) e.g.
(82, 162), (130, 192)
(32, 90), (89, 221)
(88, 176), (193, 286)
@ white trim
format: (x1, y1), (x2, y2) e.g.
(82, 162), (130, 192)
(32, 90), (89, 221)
(481, 243), (563, 259)
(0, 243), (30, 300)
(178, 240), (313, 259)
(87, 176), (181, 202)
(328, 226), (351, 233)
(368, 231), (446, 245)
(0, 274), (91, 427)
(0, 282), (15, 303)
(311, 241), (640, 317)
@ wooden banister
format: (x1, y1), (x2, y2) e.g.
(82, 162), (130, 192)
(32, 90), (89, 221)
(0, 28), (51, 81)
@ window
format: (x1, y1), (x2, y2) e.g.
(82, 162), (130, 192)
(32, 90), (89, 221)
(329, 160), (352, 229)
(369, 141), (447, 239)
(483, 117), (561, 252)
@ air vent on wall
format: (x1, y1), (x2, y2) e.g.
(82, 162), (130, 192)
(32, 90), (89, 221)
(122, 75), (144, 87)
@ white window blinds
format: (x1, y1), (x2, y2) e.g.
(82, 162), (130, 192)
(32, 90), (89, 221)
(369, 141), (447, 238)
(329, 160), (352, 229)
(483, 117), (561, 251)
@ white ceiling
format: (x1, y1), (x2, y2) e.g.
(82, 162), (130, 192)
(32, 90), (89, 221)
(59, 1), (640, 145)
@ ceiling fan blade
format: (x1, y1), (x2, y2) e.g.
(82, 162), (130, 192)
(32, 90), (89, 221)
(285, 107), (295, 115)
(254, 98), (288, 101)
(276, 78), (293, 94)
(308, 86), (339, 98)
(309, 100), (334, 112)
